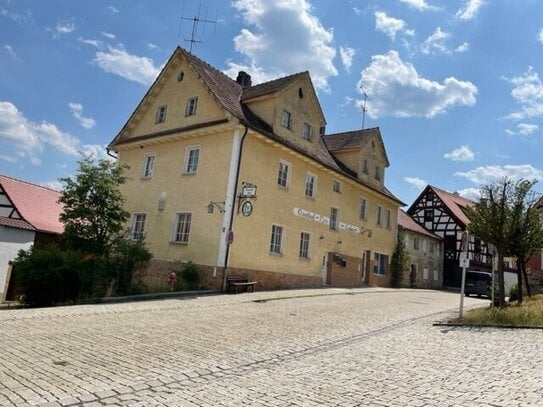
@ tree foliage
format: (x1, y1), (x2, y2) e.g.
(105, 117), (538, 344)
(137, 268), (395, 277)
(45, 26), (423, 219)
(59, 156), (130, 255)
(465, 178), (543, 308)
(391, 228), (409, 288)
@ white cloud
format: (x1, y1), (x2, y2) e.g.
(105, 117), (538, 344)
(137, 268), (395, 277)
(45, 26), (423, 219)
(148, 43), (160, 51)
(227, 0), (337, 91)
(0, 7), (33, 25)
(374, 11), (410, 41)
(41, 180), (63, 191)
(55, 22), (75, 35)
(108, 6), (119, 14)
(398, 0), (438, 11)
(339, 46), (355, 72)
(456, 165), (543, 184)
(456, 187), (480, 200)
(68, 102), (96, 129)
(455, 42), (469, 53)
(356, 50), (477, 118)
(94, 46), (160, 85)
(456, 0), (485, 21)
(404, 176), (427, 190)
(444, 145), (474, 161)
(421, 27), (450, 54)
(538, 28), (543, 44)
(78, 37), (102, 48)
(353, 7), (362, 15)
(505, 123), (539, 136)
(4, 44), (17, 58)
(101, 31), (115, 39)
(505, 67), (543, 120)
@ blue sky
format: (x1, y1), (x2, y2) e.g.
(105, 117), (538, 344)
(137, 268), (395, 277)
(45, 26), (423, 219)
(1, 0), (543, 206)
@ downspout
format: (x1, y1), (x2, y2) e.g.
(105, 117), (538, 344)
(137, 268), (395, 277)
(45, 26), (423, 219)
(221, 124), (249, 290)
(106, 148), (117, 159)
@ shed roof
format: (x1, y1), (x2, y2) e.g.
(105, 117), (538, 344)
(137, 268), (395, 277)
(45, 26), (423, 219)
(398, 209), (441, 240)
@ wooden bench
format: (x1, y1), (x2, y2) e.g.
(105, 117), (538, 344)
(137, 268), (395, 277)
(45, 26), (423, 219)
(226, 275), (258, 294)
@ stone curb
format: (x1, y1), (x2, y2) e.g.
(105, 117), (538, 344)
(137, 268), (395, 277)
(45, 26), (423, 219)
(433, 321), (543, 330)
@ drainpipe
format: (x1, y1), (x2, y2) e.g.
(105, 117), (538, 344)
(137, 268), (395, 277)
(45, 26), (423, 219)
(106, 148), (117, 159)
(217, 124), (249, 291)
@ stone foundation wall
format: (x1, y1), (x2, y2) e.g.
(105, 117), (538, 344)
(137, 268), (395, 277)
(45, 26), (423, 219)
(225, 267), (322, 291)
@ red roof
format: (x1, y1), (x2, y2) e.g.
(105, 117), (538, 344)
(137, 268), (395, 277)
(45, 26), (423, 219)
(0, 175), (64, 234)
(430, 185), (474, 227)
(397, 209), (441, 240)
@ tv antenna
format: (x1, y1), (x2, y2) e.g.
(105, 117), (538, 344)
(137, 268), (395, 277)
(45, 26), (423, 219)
(179, 2), (218, 52)
(361, 92), (368, 130)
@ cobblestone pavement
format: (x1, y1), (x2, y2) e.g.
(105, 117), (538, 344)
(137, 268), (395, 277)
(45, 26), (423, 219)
(1, 288), (542, 406)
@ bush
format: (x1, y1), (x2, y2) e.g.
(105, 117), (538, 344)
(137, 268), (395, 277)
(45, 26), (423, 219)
(107, 239), (152, 295)
(174, 261), (200, 291)
(509, 284), (519, 302)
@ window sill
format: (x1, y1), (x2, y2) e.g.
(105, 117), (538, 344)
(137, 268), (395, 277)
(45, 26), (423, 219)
(170, 241), (189, 245)
(140, 176), (152, 181)
(182, 172), (197, 176)
(298, 256), (310, 261)
(305, 195), (316, 201)
(269, 251), (283, 257)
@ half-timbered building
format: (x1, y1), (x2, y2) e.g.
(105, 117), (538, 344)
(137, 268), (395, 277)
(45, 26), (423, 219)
(407, 185), (491, 287)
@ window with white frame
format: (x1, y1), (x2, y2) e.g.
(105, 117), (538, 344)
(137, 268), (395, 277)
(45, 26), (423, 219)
(375, 165), (381, 181)
(385, 209), (391, 229)
(184, 146), (200, 174)
(423, 268), (429, 279)
(363, 159), (369, 174)
(373, 252), (388, 275)
(142, 154), (155, 178)
(185, 96), (198, 116)
(131, 213), (146, 240)
(376, 205), (383, 226)
(330, 207), (339, 231)
(302, 122), (312, 141)
(429, 241), (435, 254)
(155, 105), (167, 123)
(333, 180), (341, 193)
(433, 269), (439, 281)
(305, 173), (316, 198)
(299, 232), (310, 259)
(413, 236), (420, 250)
(173, 212), (191, 243)
(277, 161), (290, 188)
(270, 225), (283, 254)
(360, 197), (367, 220)
(281, 110), (292, 129)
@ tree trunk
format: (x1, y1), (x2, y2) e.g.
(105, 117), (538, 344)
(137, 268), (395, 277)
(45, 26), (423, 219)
(498, 252), (506, 308)
(516, 261), (523, 304)
(523, 267), (532, 297)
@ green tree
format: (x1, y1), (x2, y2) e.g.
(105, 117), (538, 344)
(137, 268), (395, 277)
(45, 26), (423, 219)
(508, 180), (543, 303)
(391, 228), (409, 288)
(465, 178), (513, 308)
(59, 156), (130, 255)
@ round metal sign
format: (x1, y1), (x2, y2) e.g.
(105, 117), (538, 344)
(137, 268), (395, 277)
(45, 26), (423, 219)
(241, 200), (253, 217)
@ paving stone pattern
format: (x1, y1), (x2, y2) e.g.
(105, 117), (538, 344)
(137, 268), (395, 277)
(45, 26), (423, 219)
(0, 288), (541, 406)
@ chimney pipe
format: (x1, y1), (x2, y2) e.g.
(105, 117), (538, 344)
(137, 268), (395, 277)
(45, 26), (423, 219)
(236, 71), (252, 88)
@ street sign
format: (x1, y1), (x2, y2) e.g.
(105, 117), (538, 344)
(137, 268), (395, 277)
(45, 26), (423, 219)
(459, 252), (470, 268)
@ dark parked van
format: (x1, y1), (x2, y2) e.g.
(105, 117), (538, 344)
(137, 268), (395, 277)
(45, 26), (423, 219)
(465, 271), (493, 298)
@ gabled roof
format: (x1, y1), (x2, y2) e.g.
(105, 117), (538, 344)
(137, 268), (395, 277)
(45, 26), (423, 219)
(409, 185), (474, 227)
(324, 128), (390, 167)
(0, 175), (63, 234)
(398, 209), (441, 240)
(108, 47), (402, 205)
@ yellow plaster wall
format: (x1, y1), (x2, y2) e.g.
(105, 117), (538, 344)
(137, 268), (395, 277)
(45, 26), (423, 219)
(118, 129), (235, 266)
(122, 55), (226, 140)
(228, 133), (399, 281)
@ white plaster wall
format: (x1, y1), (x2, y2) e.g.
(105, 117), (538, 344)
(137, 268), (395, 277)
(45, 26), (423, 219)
(0, 226), (34, 295)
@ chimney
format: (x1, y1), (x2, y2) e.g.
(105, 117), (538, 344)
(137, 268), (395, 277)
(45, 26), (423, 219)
(236, 71), (252, 88)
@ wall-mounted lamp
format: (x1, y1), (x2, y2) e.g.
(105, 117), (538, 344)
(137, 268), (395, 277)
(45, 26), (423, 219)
(208, 201), (225, 214)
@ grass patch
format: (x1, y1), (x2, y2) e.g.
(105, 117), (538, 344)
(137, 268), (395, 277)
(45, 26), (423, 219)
(454, 295), (543, 327)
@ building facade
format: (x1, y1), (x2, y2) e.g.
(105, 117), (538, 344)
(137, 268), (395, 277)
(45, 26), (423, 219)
(398, 209), (443, 288)
(108, 47), (402, 291)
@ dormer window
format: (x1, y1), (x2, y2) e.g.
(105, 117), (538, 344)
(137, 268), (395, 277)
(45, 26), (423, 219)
(155, 105), (167, 124)
(281, 110), (292, 129)
(185, 97), (198, 116)
(302, 123), (312, 141)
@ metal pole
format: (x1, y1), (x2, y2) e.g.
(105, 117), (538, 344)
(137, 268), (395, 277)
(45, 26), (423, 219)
(459, 231), (468, 319)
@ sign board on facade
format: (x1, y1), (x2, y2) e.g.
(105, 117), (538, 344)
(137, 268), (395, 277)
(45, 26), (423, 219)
(292, 207), (366, 236)
(241, 185), (257, 197)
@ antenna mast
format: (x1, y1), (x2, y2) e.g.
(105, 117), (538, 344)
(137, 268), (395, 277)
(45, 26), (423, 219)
(179, 2), (218, 52)
(361, 93), (368, 130)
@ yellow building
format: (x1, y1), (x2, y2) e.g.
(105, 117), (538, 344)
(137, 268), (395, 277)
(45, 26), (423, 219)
(108, 47), (403, 291)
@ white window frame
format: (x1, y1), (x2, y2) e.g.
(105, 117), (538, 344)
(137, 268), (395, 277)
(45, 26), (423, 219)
(131, 213), (146, 240)
(305, 172), (316, 198)
(414, 236), (420, 250)
(333, 180), (341, 193)
(155, 105), (167, 124)
(184, 146), (200, 174)
(330, 207), (339, 231)
(277, 160), (290, 189)
(376, 205), (383, 226)
(185, 96), (198, 116)
(373, 252), (388, 275)
(299, 231), (311, 259)
(363, 159), (369, 174)
(302, 122), (312, 141)
(281, 110), (292, 129)
(360, 197), (367, 220)
(173, 212), (192, 243)
(270, 224), (284, 254)
(142, 153), (156, 178)
(385, 208), (391, 229)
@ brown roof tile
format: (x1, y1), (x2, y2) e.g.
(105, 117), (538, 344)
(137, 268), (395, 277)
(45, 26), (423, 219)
(0, 216), (35, 231)
(325, 127), (390, 167)
(241, 72), (307, 101)
(398, 209), (441, 240)
(430, 185), (474, 227)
